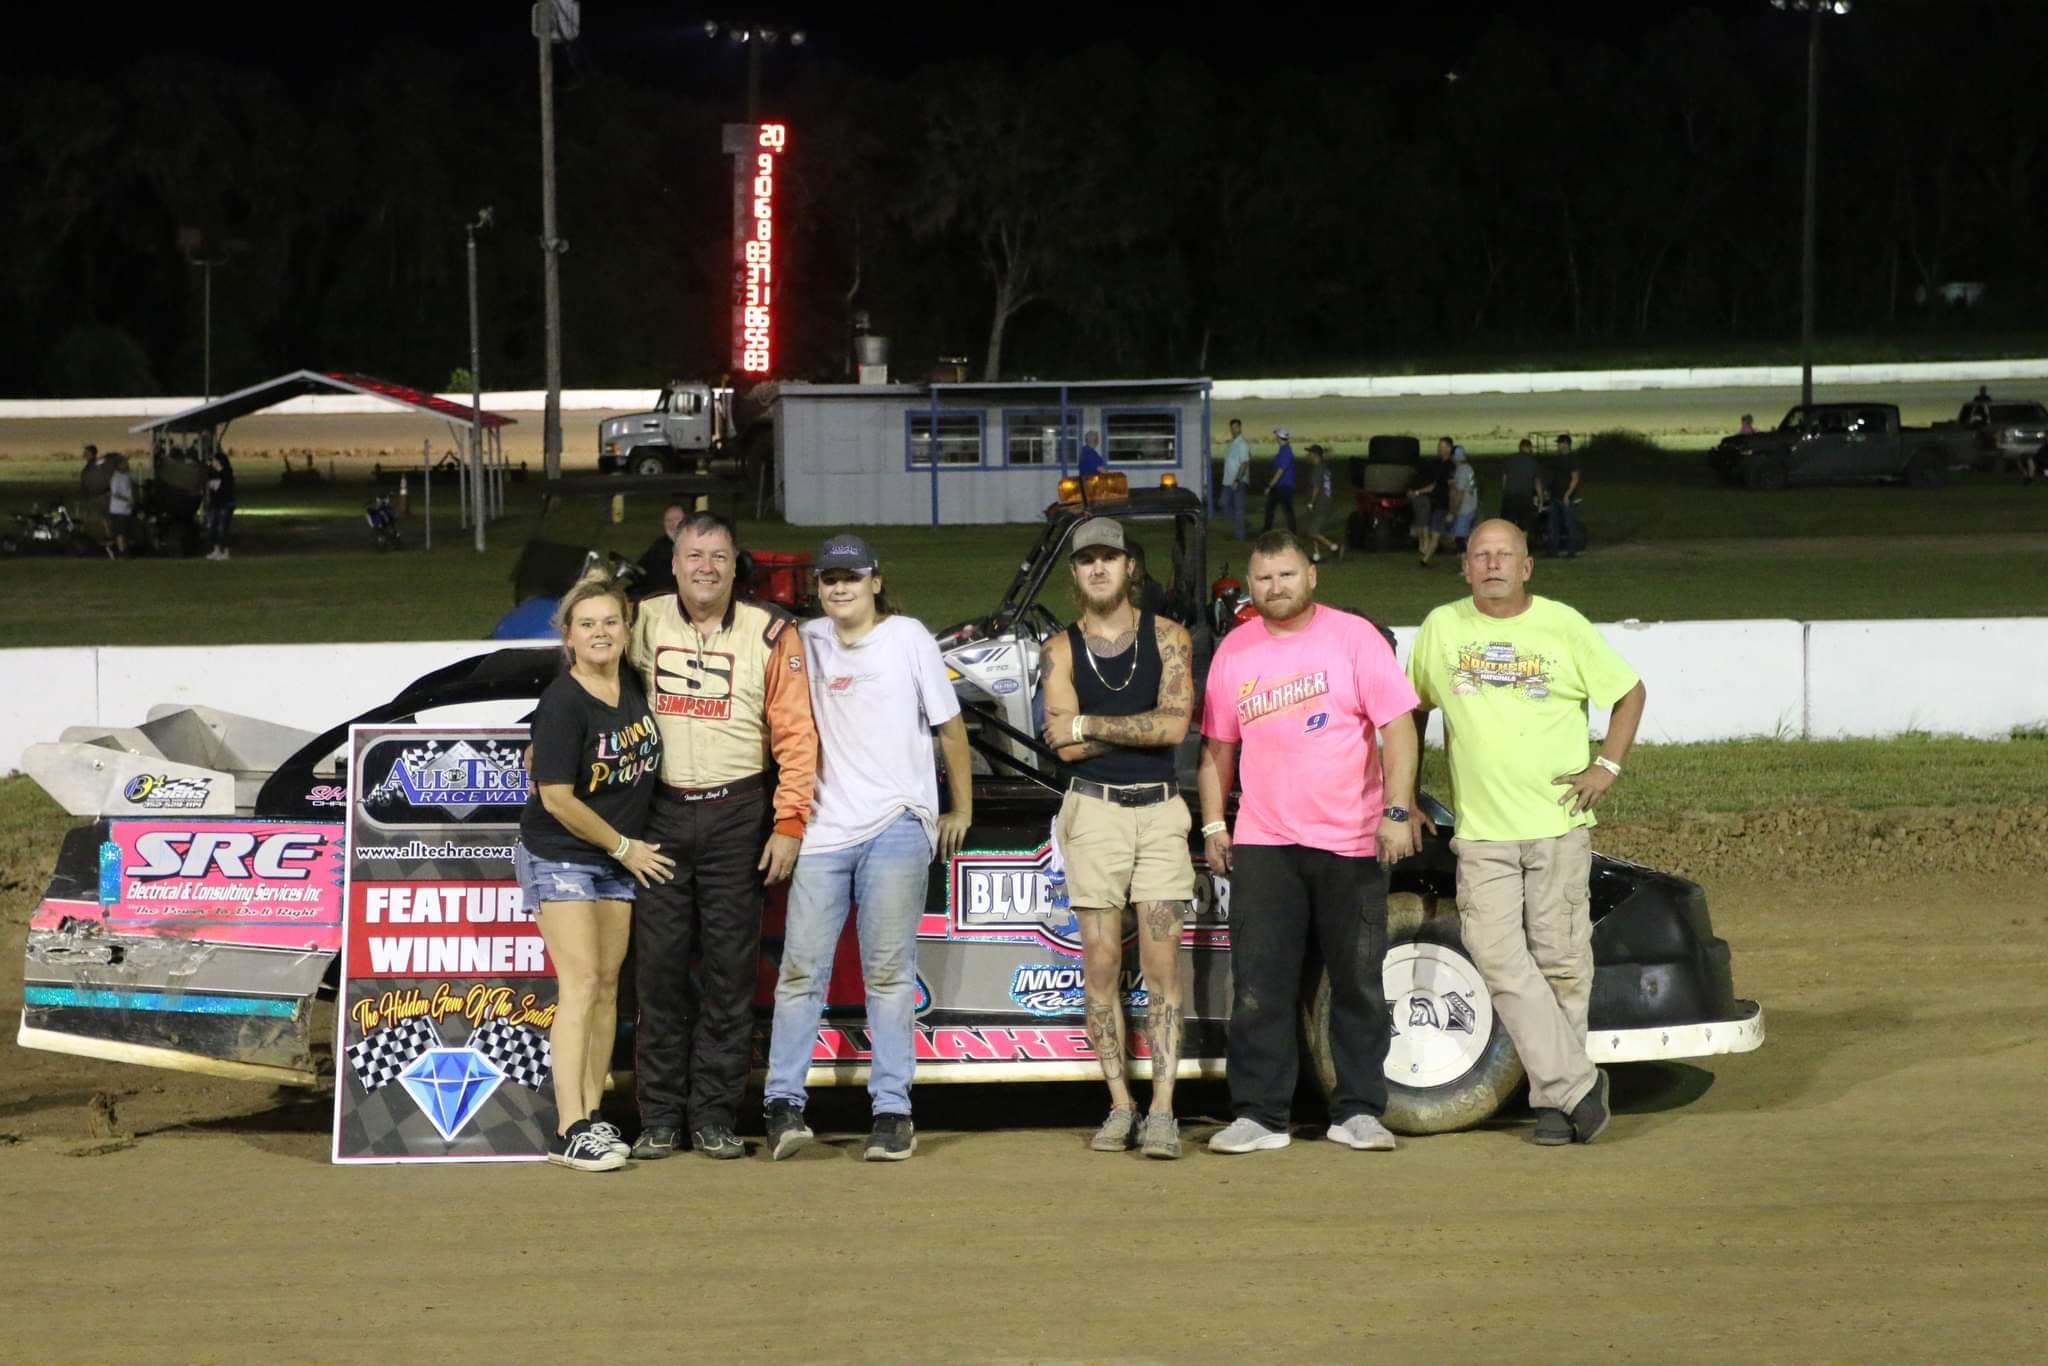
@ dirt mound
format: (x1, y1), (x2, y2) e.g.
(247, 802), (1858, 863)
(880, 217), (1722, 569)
(1598, 801), (2048, 883)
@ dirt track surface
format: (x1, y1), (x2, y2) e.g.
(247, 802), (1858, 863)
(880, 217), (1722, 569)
(4, 822), (2047, 1361)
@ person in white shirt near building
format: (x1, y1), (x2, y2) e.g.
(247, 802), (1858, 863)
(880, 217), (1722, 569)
(762, 533), (972, 1163)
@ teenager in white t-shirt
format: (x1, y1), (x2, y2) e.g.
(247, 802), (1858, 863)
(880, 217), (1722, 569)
(762, 533), (973, 1163)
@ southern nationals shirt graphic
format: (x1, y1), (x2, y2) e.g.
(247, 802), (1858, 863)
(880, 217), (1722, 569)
(1450, 642), (1552, 699)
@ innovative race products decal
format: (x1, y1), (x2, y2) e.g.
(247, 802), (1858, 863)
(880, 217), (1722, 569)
(334, 724), (557, 1165)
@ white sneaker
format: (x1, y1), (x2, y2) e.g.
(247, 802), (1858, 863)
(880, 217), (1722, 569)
(1207, 1116), (1291, 1154)
(1326, 1115), (1398, 1151)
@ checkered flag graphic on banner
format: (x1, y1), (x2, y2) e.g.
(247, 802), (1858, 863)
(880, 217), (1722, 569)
(469, 1017), (553, 1092)
(344, 1016), (441, 1093)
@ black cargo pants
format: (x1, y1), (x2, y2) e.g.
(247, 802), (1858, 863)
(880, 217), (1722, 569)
(632, 779), (771, 1131)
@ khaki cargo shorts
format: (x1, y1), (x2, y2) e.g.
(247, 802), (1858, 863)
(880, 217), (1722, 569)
(1055, 786), (1197, 910)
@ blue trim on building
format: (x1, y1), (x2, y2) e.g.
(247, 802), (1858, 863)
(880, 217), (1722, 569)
(1098, 406), (1181, 467)
(24, 986), (300, 1017)
(905, 406), (988, 474)
(999, 408), (1082, 468)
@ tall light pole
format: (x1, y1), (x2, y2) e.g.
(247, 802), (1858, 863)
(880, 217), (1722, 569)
(700, 21), (806, 129)
(178, 229), (241, 401)
(535, 1), (579, 482)
(1775, 0), (1852, 409)
(465, 207), (494, 552)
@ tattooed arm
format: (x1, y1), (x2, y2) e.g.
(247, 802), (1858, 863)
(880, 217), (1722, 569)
(1038, 632), (1115, 761)
(1073, 618), (1194, 748)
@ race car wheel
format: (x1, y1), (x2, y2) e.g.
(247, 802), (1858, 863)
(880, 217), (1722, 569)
(1304, 918), (1525, 1136)
(1742, 453), (1789, 491)
(628, 447), (672, 477)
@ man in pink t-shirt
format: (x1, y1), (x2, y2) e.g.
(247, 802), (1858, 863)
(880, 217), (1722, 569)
(1197, 531), (1421, 1154)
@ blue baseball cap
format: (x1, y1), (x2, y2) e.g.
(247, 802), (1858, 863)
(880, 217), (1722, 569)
(814, 532), (878, 574)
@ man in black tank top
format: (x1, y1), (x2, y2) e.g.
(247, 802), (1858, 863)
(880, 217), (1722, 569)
(1038, 517), (1198, 1160)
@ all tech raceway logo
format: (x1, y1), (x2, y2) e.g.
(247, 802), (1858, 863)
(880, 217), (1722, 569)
(363, 738), (529, 823)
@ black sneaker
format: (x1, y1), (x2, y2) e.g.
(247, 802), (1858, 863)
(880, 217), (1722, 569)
(864, 1113), (916, 1162)
(691, 1123), (747, 1159)
(765, 1100), (813, 1162)
(1568, 1068), (1612, 1144)
(586, 1114), (629, 1158)
(1531, 1108), (1573, 1146)
(549, 1120), (626, 1172)
(629, 1124), (680, 1160)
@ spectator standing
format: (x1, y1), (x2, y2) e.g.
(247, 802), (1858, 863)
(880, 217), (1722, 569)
(634, 501), (690, 596)
(1738, 414), (1757, 435)
(1079, 430), (1107, 479)
(1406, 519), (1647, 1145)
(1220, 418), (1251, 541)
(1262, 429), (1298, 532)
(763, 534), (972, 1163)
(1198, 531), (1421, 1155)
(1545, 434), (1582, 558)
(1303, 444), (1344, 563)
(80, 444), (101, 494)
(626, 513), (818, 1161)
(1037, 518), (1198, 1160)
(1448, 444), (1479, 549)
(1412, 437), (1452, 568)
(1500, 438), (1540, 534)
(204, 450), (237, 561)
(106, 456), (134, 559)
(515, 574), (672, 1172)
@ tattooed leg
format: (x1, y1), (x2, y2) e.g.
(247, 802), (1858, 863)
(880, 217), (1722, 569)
(1078, 907), (1133, 1108)
(1136, 900), (1187, 1112)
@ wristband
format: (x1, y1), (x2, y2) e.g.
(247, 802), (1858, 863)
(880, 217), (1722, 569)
(1592, 756), (1622, 778)
(1200, 820), (1227, 838)
(612, 834), (631, 859)
(1071, 715), (1087, 745)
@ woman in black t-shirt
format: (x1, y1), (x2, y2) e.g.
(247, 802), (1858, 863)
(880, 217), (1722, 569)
(515, 574), (672, 1172)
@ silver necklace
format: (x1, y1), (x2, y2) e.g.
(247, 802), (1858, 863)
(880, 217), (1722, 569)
(1082, 618), (1141, 692)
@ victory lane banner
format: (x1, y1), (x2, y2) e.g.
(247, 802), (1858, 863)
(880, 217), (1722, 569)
(332, 724), (560, 1164)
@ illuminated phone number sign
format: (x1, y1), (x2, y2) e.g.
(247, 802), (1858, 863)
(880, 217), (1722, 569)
(732, 122), (785, 375)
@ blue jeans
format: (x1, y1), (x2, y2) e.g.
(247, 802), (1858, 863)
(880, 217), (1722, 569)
(764, 811), (931, 1117)
(1546, 495), (1581, 553)
(1219, 482), (1247, 540)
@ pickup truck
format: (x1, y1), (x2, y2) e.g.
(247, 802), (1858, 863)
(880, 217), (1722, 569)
(1708, 402), (1968, 490)
(1933, 397), (2048, 473)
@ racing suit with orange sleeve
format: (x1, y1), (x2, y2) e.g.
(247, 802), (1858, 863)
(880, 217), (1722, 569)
(628, 592), (818, 1136)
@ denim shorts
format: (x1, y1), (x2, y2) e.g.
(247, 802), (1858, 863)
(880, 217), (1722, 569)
(513, 843), (637, 906)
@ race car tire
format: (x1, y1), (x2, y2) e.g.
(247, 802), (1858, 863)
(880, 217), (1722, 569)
(1742, 453), (1789, 491)
(628, 447), (673, 477)
(1303, 916), (1526, 1136)
(1905, 448), (1949, 489)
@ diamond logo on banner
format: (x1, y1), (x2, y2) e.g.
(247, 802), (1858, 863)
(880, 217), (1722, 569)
(398, 1047), (506, 1141)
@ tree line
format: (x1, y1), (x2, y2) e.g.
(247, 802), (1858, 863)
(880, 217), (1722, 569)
(2, 0), (2039, 396)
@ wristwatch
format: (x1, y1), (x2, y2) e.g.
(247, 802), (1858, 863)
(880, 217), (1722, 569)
(1383, 806), (1410, 823)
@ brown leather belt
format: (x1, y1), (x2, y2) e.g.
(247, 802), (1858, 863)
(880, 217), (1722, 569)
(1068, 779), (1177, 808)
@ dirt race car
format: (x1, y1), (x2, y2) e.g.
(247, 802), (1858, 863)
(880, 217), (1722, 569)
(18, 485), (1764, 1134)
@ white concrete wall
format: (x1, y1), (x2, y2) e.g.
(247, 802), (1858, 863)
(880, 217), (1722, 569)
(4, 620), (2042, 776)
(10, 357), (2048, 419)
(1805, 618), (2048, 740)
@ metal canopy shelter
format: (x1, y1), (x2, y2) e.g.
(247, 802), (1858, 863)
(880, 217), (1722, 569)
(128, 369), (519, 548)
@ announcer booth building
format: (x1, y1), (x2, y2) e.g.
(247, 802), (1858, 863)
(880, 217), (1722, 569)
(770, 378), (1213, 526)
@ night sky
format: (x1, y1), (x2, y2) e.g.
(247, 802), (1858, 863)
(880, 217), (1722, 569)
(7, 1), (1791, 80)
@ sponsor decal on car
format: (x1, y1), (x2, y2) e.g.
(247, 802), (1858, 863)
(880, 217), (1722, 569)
(89, 820), (346, 950)
(121, 773), (213, 811)
(990, 678), (1020, 695)
(946, 843), (1230, 953)
(1010, 963), (1147, 1016)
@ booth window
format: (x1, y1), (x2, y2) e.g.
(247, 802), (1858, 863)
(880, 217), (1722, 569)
(1003, 411), (1081, 466)
(1103, 409), (1178, 466)
(906, 412), (985, 468)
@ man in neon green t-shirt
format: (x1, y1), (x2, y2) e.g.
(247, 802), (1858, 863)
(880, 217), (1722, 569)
(1407, 519), (1647, 1146)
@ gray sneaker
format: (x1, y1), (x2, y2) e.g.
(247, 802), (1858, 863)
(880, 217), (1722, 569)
(1089, 1105), (1138, 1152)
(1139, 1112), (1182, 1160)
(1325, 1115), (1398, 1151)
(1207, 1116), (1291, 1154)
(1568, 1068), (1613, 1144)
